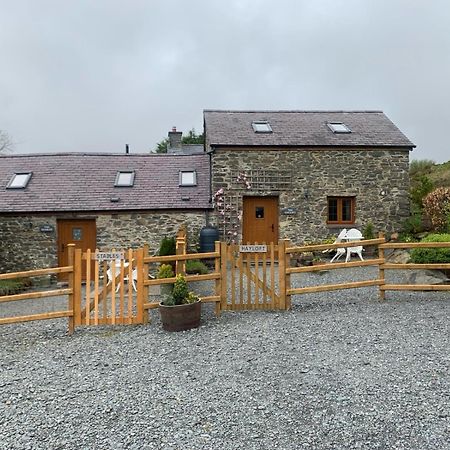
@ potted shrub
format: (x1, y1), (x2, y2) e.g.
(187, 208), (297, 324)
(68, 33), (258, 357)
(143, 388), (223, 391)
(159, 274), (202, 332)
(158, 263), (175, 297)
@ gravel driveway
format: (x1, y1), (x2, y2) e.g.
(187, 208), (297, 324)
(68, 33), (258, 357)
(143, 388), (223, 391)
(1, 267), (449, 450)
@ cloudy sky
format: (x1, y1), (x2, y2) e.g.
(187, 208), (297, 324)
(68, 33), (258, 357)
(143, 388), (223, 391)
(1, 0), (449, 162)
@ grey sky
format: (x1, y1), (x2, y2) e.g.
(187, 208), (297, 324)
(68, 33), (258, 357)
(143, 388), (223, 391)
(1, 0), (449, 162)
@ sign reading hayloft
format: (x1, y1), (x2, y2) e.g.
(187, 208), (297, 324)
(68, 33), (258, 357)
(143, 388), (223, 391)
(239, 245), (267, 253)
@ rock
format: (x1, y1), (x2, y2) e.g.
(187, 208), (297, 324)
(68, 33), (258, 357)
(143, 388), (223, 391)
(406, 270), (449, 285)
(385, 249), (411, 264)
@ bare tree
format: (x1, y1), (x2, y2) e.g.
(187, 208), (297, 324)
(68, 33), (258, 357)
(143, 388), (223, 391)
(0, 130), (14, 154)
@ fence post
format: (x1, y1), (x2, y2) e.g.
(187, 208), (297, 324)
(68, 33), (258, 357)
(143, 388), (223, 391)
(143, 244), (150, 324)
(176, 234), (186, 275)
(220, 242), (228, 311)
(278, 240), (286, 310)
(67, 244), (75, 334)
(378, 232), (386, 300)
(136, 248), (145, 323)
(214, 241), (222, 317)
(73, 249), (82, 326)
(284, 239), (292, 310)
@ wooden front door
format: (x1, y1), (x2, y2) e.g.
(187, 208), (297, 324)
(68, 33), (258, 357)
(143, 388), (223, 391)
(57, 219), (96, 280)
(242, 196), (279, 244)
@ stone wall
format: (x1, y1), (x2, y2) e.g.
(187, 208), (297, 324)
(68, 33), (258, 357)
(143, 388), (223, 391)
(210, 147), (410, 244)
(0, 216), (58, 273)
(0, 211), (208, 273)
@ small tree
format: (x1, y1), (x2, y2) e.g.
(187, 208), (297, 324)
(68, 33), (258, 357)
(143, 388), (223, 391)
(0, 130), (14, 154)
(422, 187), (450, 232)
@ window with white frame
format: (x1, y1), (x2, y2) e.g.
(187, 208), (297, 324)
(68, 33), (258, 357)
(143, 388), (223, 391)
(7, 172), (32, 189)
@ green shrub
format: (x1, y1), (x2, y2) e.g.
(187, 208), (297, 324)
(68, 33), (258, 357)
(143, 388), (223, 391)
(401, 207), (425, 235)
(158, 264), (174, 279)
(362, 221), (375, 240)
(158, 236), (176, 256)
(185, 260), (209, 275)
(411, 175), (434, 209)
(410, 233), (450, 263)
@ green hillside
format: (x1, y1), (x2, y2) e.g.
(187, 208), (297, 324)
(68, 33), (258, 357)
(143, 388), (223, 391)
(410, 159), (450, 188)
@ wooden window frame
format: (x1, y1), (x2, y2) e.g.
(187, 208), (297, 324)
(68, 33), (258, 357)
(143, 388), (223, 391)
(327, 196), (355, 225)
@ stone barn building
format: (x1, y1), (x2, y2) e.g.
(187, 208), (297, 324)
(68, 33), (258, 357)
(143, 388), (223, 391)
(204, 110), (414, 244)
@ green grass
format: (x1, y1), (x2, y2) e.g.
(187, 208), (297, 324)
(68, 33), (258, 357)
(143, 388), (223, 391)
(0, 279), (28, 296)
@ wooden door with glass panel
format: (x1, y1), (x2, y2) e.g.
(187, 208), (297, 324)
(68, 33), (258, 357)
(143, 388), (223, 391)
(57, 219), (96, 280)
(242, 196), (279, 244)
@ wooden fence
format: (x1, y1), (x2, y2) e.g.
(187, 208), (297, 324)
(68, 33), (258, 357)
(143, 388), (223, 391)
(0, 243), (77, 333)
(1, 233), (449, 333)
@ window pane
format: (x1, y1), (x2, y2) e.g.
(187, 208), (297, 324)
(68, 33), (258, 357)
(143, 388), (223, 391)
(328, 122), (351, 133)
(8, 173), (31, 188)
(180, 171), (196, 185)
(342, 199), (352, 221)
(252, 121), (272, 133)
(328, 199), (338, 221)
(116, 171), (134, 186)
(255, 207), (264, 219)
(72, 228), (82, 241)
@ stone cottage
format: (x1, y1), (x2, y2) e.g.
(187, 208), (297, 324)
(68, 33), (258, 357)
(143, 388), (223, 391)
(204, 110), (414, 243)
(0, 110), (415, 272)
(0, 152), (211, 272)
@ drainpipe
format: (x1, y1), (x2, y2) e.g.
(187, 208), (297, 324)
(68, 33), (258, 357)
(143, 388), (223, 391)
(206, 146), (215, 226)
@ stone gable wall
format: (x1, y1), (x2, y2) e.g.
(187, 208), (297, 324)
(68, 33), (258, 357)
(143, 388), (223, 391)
(0, 211), (206, 273)
(210, 147), (410, 243)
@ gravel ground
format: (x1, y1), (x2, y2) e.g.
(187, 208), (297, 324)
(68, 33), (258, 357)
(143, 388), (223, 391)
(1, 267), (449, 450)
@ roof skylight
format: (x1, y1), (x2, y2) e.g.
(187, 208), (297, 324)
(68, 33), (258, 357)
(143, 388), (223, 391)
(179, 170), (197, 186)
(327, 122), (351, 133)
(7, 172), (32, 189)
(115, 171), (135, 187)
(252, 121), (272, 133)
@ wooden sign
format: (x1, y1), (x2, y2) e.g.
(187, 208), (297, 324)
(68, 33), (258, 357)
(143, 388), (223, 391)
(95, 251), (124, 262)
(239, 245), (267, 253)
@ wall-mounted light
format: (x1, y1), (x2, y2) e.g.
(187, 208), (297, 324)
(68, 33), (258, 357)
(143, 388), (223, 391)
(380, 190), (387, 196)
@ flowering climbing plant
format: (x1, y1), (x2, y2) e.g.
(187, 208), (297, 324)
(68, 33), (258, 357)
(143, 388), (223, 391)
(213, 172), (252, 243)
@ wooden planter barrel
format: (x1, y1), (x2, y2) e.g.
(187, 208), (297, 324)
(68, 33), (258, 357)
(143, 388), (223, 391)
(159, 300), (201, 332)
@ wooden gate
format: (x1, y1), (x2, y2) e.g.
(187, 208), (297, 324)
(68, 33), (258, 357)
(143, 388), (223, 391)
(220, 242), (287, 311)
(72, 248), (146, 326)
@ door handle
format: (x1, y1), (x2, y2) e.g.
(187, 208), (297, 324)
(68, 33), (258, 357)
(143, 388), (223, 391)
(61, 243), (65, 252)
(271, 224), (274, 232)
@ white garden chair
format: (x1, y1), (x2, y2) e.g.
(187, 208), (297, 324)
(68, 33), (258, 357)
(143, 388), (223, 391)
(106, 259), (137, 292)
(329, 228), (348, 263)
(344, 228), (364, 262)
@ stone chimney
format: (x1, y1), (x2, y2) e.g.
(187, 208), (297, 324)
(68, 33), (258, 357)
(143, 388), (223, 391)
(168, 126), (182, 152)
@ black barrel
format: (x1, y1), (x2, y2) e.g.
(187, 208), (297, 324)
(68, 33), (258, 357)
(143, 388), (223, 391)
(199, 225), (219, 253)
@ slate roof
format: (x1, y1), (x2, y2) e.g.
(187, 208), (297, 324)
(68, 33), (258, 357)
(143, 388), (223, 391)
(204, 110), (415, 148)
(0, 153), (211, 213)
